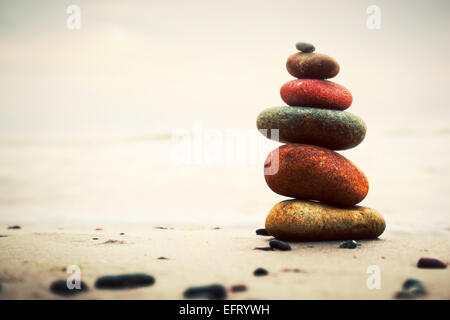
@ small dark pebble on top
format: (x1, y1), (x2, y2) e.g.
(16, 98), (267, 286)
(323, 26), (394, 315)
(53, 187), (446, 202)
(92, 238), (99, 240)
(339, 240), (358, 249)
(49, 280), (89, 296)
(230, 284), (247, 293)
(253, 268), (268, 276)
(95, 273), (155, 290)
(157, 257), (169, 260)
(154, 226), (168, 230)
(256, 228), (270, 236)
(269, 239), (291, 251)
(119, 233), (125, 235)
(183, 284), (227, 300)
(295, 42), (315, 53)
(417, 257), (447, 269)
(7, 225), (21, 230)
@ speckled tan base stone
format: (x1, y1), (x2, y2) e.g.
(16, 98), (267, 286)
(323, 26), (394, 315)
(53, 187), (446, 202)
(265, 200), (385, 241)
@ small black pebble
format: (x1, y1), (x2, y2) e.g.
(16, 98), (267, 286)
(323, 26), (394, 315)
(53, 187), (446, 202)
(0, 235), (8, 238)
(213, 227), (221, 230)
(256, 228), (270, 236)
(269, 239), (291, 251)
(154, 226), (167, 230)
(95, 273), (155, 290)
(254, 247), (274, 251)
(7, 225), (21, 230)
(395, 278), (427, 299)
(253, 268), (268, 276)
(183, 284), (227, 300)
(119, 233), (125, 235)
(157, 257), (169, 260)
(92, 238), (99, 240)
(49, 280), (88, 296)
(339, 240), (358, 249)
(230, 284), (247, 293)
(402, 278), (425, 291)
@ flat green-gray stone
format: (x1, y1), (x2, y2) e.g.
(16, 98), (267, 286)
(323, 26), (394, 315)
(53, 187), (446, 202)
(256, 106), (366, 150)
(295, 42), (315, 53)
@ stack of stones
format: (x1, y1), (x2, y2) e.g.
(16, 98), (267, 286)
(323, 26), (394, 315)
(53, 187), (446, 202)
(256, 42), (385, 241)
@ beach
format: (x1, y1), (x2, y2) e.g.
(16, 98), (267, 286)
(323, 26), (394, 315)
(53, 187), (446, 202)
(0, 224), (448, 300)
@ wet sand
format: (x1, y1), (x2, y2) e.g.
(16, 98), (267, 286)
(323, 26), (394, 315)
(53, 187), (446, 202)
(0, 224), (448, 299)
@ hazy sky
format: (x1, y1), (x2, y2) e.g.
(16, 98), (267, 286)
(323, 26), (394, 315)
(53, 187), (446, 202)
(1, 0), (450, 137)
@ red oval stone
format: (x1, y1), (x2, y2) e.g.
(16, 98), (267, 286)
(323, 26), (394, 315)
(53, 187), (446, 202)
(264, 144), (369, 207)
(280, 79), (352, 110)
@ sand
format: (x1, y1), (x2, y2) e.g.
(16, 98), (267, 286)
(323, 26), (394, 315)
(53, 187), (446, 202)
(0, 224), (449, 300)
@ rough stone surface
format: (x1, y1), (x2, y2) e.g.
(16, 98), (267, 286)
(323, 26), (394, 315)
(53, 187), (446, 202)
(265, 200), (385, 241)
(264, 144), (369, 206)
(280, 79), (352, 110)
(286, 52), (339, 79)
(256, 106), (366, 150)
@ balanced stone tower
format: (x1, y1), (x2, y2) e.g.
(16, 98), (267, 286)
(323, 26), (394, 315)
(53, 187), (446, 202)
(257, 42), (385, 241)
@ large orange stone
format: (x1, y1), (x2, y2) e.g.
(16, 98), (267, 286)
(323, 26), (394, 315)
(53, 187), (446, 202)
(264, 144), (368, 206)
(265, 199), (385, 241)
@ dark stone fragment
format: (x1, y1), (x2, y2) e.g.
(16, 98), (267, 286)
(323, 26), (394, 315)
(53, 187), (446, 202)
(269, 239), (291, 251)
(49, 280), (88, 296)
(119, 233), (125, 235)
(339, 240), (358, 249)
(395, 278), (427, 299)
(95, 273), (155, 290)
(157, 257), (169, 260)
(253, 268), (268, 276)
(213, 227), (221, 230)
(230, 284), (247, 293)
(417, 257), (447, 269)
(295, 42), (315, 53)
(256, 228), (270, 236)
(154, 226), (167, 229)
(254, 247), (274, 251)
(92, 238), (99, 240)
(7, 225), (21, 230)
(183, 284), (227, 300)
(402, 278), (425, 291)
(0, 235), (7, 238)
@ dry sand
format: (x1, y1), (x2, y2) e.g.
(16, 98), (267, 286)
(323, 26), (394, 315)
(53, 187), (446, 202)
(0, 224), (448, 300)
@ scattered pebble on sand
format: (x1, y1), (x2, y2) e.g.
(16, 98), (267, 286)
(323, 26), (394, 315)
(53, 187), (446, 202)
(92, 238), (99, 240)
(339, 240), (358, 249)
(154, 226), (168, 230)
(417, 257), (447, 269)
(183, 284), (227, 300)
(255, 228), (270, 236)
(282, 268), (303, 273)
(101, 240), (126, 245)
(95, 273), (155, 290)
(49, 280), (88, 296)
(157, 257), (169, 260)
(213, 227), (221, 230)
(395, 278), (426, 299)
(95, 228), (103, 231)
(269, 239), (291, 251)
(0, 235), (8, 238)
(7, 225), (21, 230)
(230, 284), (247, 293)
(253, 268), (269, 276)
(119, 233), (125, 235)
